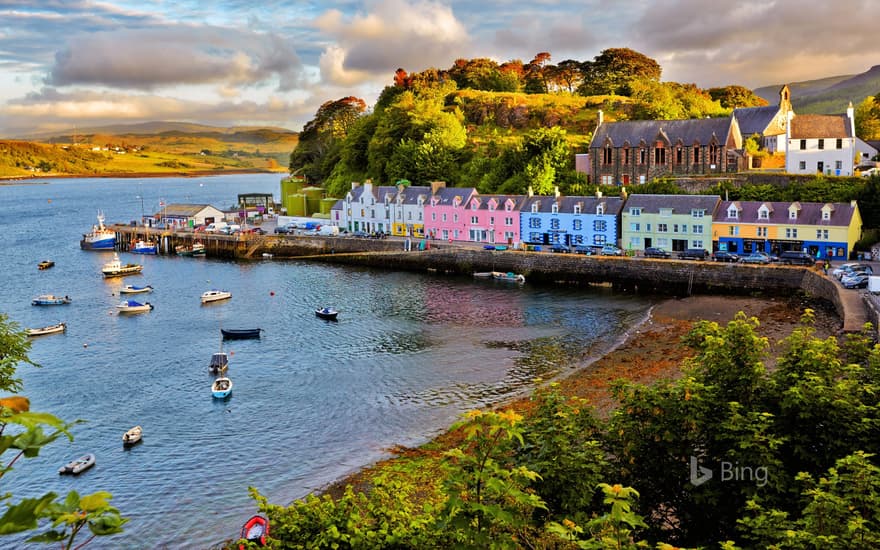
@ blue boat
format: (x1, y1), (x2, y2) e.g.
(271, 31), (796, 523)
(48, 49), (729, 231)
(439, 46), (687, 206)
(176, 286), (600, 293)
(211, 376), (233, 399)
(32, 294), (71, 306)
(131, 240), (158, 255)
(80, 212), (116, 251)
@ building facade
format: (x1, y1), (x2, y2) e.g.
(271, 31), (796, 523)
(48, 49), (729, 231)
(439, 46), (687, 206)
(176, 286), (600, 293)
(464, 194), (523, 245)
(520, 190), (622, 248)
(339, 181), (399, 233)
(390, 185), (432, 238)
(733, 85), (792, 153)
(620, 194), (720, 253)
(423, 184), (477, 242)
(784, 105), (856, 176)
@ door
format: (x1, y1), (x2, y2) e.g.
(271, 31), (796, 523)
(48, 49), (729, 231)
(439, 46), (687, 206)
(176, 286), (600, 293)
(644, 237), (652, 248)
(817, 161), (824, 173)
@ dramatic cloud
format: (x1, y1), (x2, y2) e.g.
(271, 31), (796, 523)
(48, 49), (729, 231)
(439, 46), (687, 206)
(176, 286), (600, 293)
(49, 26), (305, 91)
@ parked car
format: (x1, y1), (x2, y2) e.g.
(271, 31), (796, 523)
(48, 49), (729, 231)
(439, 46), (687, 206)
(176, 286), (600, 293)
(832, 262), (863, 279)
(677, 248), (709, 260)
(600, 244), (624, 256)
(712, 250), (740, 263)
(842, 273), (870, 289)
(740, 252), (773, 264)
(351, 231), (369, 238)
(245, 227), (266, 235)
(778, 250), (815, 266)
(273, 225), (291, 234)
(834, 263), (873, 280)
(573, 245), (593, 255)
(193, 224), (206, 233)
(550, 243), (570, 253)
(643, 247), (671, 259)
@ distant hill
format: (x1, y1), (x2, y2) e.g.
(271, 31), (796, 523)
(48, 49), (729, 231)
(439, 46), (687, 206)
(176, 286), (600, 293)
(755, 66), (880, 114)
(19, 121), (296, 141)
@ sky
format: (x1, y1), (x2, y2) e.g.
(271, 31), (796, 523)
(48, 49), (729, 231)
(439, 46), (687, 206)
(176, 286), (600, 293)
(0, 0), (877, 137)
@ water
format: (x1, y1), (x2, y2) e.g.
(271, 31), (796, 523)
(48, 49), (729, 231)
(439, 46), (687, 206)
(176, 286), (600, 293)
(0, 174), (654, 548)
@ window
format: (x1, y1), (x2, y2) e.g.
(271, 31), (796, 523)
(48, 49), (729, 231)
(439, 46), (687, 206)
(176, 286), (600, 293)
(693, 225), (703, 234)
(639, 148), (646, 164)
(630, 236), (641, 247)
(453, 214), (458, 222)
(505, 217), (513, 226)
(630, 208), (641, 216)
(789, 210), (797, 220)
(593, 220), (606, 232)
(595, 204), (604, 215)
(757, 227), (767, 237)
(551, 204), (558, 214)
(658, 223), (668, 232)
(758, 209), (769, 219)
(800, 139), (807, 150)
(822, 210), (830, 220)
(785, 228), (798, 238)
(603, 145), (613, 164)
(529, 217), (541, 228)
(489, 216), (495, 226)
(818, 139), (824, 150)
(659, 208), (672, 217)
(573, 219), (582, 230)
(728, 226), (739, 236)
(550, 218), (560, 229)
(676, 147), (683, 164)
(836, 138), (843, 149)
(593, 234), (607, 245)
(646, 223), (652, 231)
(835, 160), (842, 170)
(692, 209), (704, 218)
(418, 212), (422, 221)
(505, 202), (513, 211)
(531, 203), (539, 213)
(673, 224), (679, 232)
(529, 232), (541, 242)
(370, 209), (375, 218)
(727, 207), (739, 219)
(431, 212), (436, 221)
(574, 204), (582, 214)
(822, 229), (829, 239)
(630, 223), (640, 232)
(693, 240), (703, 249)
(654, 146), (666, 164)
(442, 230), (449, 240)
(694, 147), (700, 163)
(657, 238), (669, 247)
(601, 175), (614, 185)
(442, 213), (447, 222)
(504, 231), (514, 239)
(799, 161), (806, 170)
(470, 216), (478, 224)
(623, 148), (630, 165)
(710, 144), (720, 165)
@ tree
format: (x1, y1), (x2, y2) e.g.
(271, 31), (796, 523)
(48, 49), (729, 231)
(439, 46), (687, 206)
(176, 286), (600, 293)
(579, 48), (661, 97)
(707, 86), (769, 109)
(289, 96), (367, 184)
(552, 59), (584, 93)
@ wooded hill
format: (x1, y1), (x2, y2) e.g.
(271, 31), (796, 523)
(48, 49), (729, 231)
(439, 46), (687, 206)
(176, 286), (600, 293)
(755, 64), (880, 114)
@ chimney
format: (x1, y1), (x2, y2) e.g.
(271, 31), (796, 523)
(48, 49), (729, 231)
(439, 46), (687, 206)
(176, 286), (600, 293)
(847, 101), (855, 140)
(527, 185), (534, 198)
(620, 186), (628, 200)
(597, 110), (604, 127)
(595, 189), (602, 198)
(351, 181), (361, 190)
(554, 186), (560, 199)
(430, 181), (446, 195)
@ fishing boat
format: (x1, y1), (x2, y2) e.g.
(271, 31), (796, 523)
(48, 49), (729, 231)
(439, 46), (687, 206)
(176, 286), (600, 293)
(492, 271), (526, 283)
(119, 284), (153, 294)
(221, 328), (263, 340)
(37, 260), (55, 270)
(238, 515), (269, 548)
(176, 242), (206, 257)
(102, 253), (143, 278)
(315, 307), (339, 321)
(27, 322), (66, 337)
(123, 426), (143, 447)
(208, 351), (229, 374)
(31, 294), (71, 306)
(80, 211), (116, 251)
(58, 453), (95, 475)
(131, 239), (158, 255)
(116, 300), (153, 314)
(211, 376), (233, 399)
(201, 289), (232, 304)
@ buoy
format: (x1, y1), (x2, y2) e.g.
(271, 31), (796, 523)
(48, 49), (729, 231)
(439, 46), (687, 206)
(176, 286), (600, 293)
(83, 343), (88, 348)
(269, 291), (275, 296)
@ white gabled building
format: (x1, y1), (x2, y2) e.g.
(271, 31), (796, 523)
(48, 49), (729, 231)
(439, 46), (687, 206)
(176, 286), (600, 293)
(785, 104), (856, 176)
(339, 180), (398, 234)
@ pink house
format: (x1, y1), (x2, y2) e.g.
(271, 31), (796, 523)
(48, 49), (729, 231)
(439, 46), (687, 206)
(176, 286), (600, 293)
(423, 183), (477, 242)
(464, 194), (525, 245)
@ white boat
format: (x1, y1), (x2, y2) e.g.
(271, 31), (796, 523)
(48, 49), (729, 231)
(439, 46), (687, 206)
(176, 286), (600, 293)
(123, 425), (142, 447)
(117, 300), (153, 314)
(80, 211), (116, 251)
(201, 289), (232, 304)
(492, 271), (526, 283)
(119, 284), (153, 294)
(31, 294), (71, 306)
(102, 253), (143, 278)
(211, 376), (233, 399)
(131, 240), (158, 255)
(176, 242), (206, 257)
(27, 322), (66, 337)
(59, 453), (95, 475)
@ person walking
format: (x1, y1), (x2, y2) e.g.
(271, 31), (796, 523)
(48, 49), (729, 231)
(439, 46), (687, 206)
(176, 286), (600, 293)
(823, 259), (830, 276)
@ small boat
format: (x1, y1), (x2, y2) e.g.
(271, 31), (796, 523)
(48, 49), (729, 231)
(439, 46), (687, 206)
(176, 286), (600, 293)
(117, 300), (153, 314)
(38, 260), (55, 270)
(201, 289), (232, 304)
(27, 322), (66, 337)
(315, 307), (339, 321)
(473, 272), (493, 278)
(492, 271), (526, 283)
(80, 211), (116, 251)
(123, 425), (143, 447)
(221, 328), (263, 340)
(176, 242), (206, 257)
(59, 453), (95, 475)
(239, 515), (269, 548)
(208, 351), (229, 374)
(102, 253), (143, 278)
(212, 376), (233, 399)
(119, 284), (153, 294)
(31, 294), (71, 306)
(131, 239), (158, 255)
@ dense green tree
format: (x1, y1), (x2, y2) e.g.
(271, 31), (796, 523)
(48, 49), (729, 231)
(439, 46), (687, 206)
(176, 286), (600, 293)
(629, 80), (727, 120)
(289, 96), (367, 184)
(708, 85), (769, 109)
(579, 48), (661, 97)
(855, 95), (880, 141)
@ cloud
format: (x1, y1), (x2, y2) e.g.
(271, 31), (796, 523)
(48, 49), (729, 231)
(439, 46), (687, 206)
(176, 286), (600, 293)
(314, 0), (470, 86)
(48, 25), (305, 91)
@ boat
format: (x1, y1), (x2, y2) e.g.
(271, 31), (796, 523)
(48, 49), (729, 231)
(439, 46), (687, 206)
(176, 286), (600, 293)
(31, 294), (71, 306)
(315, 307), (339, 321)
(492, 271), (526, 283)
(239, 515), (269, 548)
(201, 289), (232, 304)
(123, 425), (143, 447)
(38, 260), (55, 270)
(221, 328), (263, 340)
(119, 284), (153, 294)
(58, 453), (95, 475)
(117, 300), (153, 314)
(131, 239), (158, 255)
(473, 272), (494, 278)
(80, 211), (116, 251)
(27, 322), (66, 337)
(211, 376), (233, 398)
(176, 242), (206, 257)
(102, 253), (143, 278)
(208, 351), (229, 374)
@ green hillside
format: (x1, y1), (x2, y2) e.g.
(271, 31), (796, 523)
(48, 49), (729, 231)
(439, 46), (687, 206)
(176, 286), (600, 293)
(755, 66), (880, 114)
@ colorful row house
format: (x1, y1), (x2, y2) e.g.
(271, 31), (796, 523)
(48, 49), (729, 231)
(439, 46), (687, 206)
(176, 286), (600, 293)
(334, 180), (398, 234)
(389, 184), (433, 238)
(621, 194), (718, 253)
(464, 194), (523, 245)
(714, 200), (862, 260)
(423, 184), (478, 242)
(520, 190), (622, 247)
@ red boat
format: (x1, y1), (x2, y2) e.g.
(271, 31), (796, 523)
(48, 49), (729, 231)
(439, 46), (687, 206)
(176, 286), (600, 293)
(239, 515), (269, 548)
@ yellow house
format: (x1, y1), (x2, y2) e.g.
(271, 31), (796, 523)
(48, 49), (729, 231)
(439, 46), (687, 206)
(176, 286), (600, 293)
(713, 200), (862, 260)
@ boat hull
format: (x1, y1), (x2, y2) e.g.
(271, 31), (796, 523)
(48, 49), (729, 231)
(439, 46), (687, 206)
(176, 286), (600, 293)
(239, 515), (269, 547)
(119, 285), (153, 294)
(80, 236), (116, 250)
(27, 323), (66, 336)
(315, 309), (338, 321)
(59, 453), (95, 475)
(221, 328), (262, 340)
(123, 426), (143, 447)
(212, 377), (233, 398)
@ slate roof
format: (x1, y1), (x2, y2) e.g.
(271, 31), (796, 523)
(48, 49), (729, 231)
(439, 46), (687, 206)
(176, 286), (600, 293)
(521, 195), (624, 215)
(623, 194), (720, 215)
(157, 204), (216, 217)
(589, 117), (735, 148)
(396, 186), (432, 205)
(790, 114), (852, 139)
(431, 186), (476, 206)
(467, 194), (526, 211)
(331, 199), (343, 211)
(715, 200), (856, 227)
(733, 105), (780, 136)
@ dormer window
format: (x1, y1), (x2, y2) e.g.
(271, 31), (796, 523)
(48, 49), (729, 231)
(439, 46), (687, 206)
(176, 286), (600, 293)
(789, 210), (797, 220)
(727, 206), (738, 219)
(822, 210), (830, 220)
(551, 203), (559, 214)
(758, 209), (769, 220)
(574, 204), (582, 214)
(595, 204), (603, 215)
(505, 201), (513, 212)
(471, 200), (478, 210)
(531, 203), (539, 213)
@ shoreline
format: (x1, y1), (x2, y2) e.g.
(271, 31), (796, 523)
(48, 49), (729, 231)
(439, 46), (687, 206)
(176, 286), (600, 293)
(0, 168), (287, 182)
(320, 293), (841, 499)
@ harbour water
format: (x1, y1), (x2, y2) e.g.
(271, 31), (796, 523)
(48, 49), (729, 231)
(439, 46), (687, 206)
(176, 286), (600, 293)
(0, 174), (654, 548)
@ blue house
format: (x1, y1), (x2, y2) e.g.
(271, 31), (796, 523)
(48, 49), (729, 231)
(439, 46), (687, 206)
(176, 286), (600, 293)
(520, 188), (623, 248)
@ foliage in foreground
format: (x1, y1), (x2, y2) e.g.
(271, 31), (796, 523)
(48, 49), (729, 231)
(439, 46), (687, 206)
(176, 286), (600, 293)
(251, 311), (880, 548)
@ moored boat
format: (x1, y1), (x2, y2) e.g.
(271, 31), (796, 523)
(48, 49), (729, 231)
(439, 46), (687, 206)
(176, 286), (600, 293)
(38, 260), (55, 270)
(211, 376), (233, 399)
(131, 239), (158, 255)
(239, 515), (269, 548)
(59, 453), (95, 475)
(117, 300), (153, 314)
(27, 322), (66, 336)
(221, 328), (262, 340)
(102, 253), (143, 278)
(176, 242), (206, 257)
(315, 307), (339, 321)
(208, 351), (229, 374)
(201, 289), (232, 303)
(31, 294), (71, 306)
(119, 284), (153, 294)
(123, 426), (143, 447)
(80, 212), (116, 251)
(492, 271), (526, 283)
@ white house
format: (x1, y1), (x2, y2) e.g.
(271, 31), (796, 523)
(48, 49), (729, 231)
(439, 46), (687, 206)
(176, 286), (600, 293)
(340, 180), (398, 234)
(153, 204), (226, 229)
(391, 184), (431, 237)
(785, 104), (856, 176)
